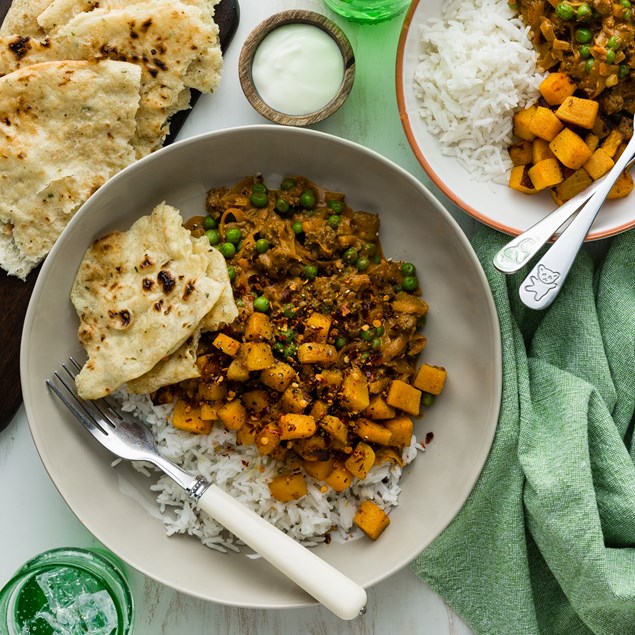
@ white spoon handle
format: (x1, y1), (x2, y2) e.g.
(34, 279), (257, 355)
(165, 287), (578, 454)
(197, 484), (367, 620)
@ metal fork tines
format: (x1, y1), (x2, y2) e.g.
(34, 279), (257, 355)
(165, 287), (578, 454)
(46, 359), (203, 495)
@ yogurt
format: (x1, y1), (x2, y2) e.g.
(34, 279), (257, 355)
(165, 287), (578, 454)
(251, 23), (345, 116)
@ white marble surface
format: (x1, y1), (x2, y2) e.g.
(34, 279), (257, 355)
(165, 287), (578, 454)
(0, 1), (477, 632)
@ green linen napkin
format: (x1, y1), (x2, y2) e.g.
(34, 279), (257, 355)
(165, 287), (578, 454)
(412, 226), (635, 635)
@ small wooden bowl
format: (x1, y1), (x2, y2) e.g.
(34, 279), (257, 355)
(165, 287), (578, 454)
(239, 10), (355, 126)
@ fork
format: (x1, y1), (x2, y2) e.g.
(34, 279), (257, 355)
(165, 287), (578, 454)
(47, 358), (367, 621)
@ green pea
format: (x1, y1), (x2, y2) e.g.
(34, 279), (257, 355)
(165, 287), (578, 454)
(203, 215), (218, 230)
(335, 336), (347, 350)
(251, 192), (269, 208)
(253, 296), (270, 313)
(402, 275), (419, 291)
(327, 214), (341, 229)
(585, 58), (595, 72)
(343, 248), (358, 264)
(375, 325), (385, 336)
(280, 177), (297, 190)
(299, 189), (316, 210)
(227, 265), (236, 282)
(356, 257), (370, 272)
(576, 4), (592, 20)
(608, 35), (622, 49)
(422, 393), (436, 407)
(275, 198), (290, 214)
(292, 221), (304, 235)
(625, 8), (632, 18)
(304, 264), (318, 281)
(205, 228), (220, 245)
(619, 63), (630, 78)
(607, 49), (616, 63)
(225, 227), (242, 244)
(273, 341), (285, 354)
(361, 242), (376, 257)
(327, 200), (344, 213)
(371, 337), (382, 350)
(283, 303), (296, 318)
(218, 242), (236, 259)
(255, 238), (270, 254)
(360, 328), (375, 341)
(555, 2), (574, 19)
(575, 27), (593, 43)
(360, 351), (370, 361)
(417, 315), (427, 329)
(252, 182), (267, 193)
(621, 0), (631, 7)
(579, 44), (592, 58)
(401, 262), (415, 276)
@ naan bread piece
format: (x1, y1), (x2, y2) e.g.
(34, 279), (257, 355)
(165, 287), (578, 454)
(54, 1), (222, 156)
(126, 234), (237, 395)
(0, 59), (141, 278)
(72, 203), (226, 399)
(37, 0), (220, 34)
(0, 0), (54, 36)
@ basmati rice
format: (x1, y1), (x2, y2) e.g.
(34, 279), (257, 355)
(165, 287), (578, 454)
(413, 0), (546, 181)
(117, 391), (419, 551)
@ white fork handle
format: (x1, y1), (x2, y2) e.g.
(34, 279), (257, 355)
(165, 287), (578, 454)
(197, 484), (367, 620)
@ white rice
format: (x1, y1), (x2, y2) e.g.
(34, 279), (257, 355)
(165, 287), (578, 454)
(116, 391), (420, 552)
(413, 0), (546, 181)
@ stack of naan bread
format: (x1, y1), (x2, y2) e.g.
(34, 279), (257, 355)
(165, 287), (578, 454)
(72, 202), (237, 399)
(0, 0), (223, 279)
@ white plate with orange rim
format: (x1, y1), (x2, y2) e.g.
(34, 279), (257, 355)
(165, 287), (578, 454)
(396, 0), (635, 240)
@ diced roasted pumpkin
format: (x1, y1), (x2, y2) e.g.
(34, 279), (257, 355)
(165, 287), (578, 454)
(197, 381), (227, 401)
(316, 368), (343, 389)
(297, 342), (337, 365)
(305, 312), (332, 343)
(555, 96), (599, 129)
(243, 342), (275, 371)
(383, 416), (414, 448)
(200, 402), (219, 421)
(554, 168), (593, 202)
(309, 399), (329, 420)
(528, 106), (564, 141)
(549, 128), (593, 169)
(212, 333), (240, 357)
(509, 140), (533, 166)
(513, 105), (537, 140)
(236, 424), (257, 446)
(585, 132), (600, 152)
(608, 171), (635, 199)
(600, 129), (623, 158)
(303, 458), (334, 481)
(320, 415), (349, 444)
(413, 364), (447, 395)
(260, 361), (296, 392)
(269, 472), (307, 502)
(509, 165), (538, 195)
(532, 138), (556, 164)
(255, 423), (281, 455)
(528, 158), (564, 191)
(340, 366), (370, 412)
(386, 379), (422, 416)
(325, 462), (354, 493)
(279, 413), (317, 440)
(244, 312), (273, 341)
(539, 72), (576, 106)
(240, 389), (269, 412)
(172, 400), (212, 435)
(293, 435), (329, 461)
(345, 442), (376, 479)
(354, 500), (390, 540)
(364, 395), (397, 420)
(226, 356), (249, 382)
(584, 147), (614, 180)
(353, 418), (393, 446)
(217, 399), (246, 431)
(280, 385), (311, 413)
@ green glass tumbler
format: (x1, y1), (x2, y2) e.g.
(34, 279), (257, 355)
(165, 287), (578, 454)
(0, 547), (134, 635)
(323, 0), (411, 24)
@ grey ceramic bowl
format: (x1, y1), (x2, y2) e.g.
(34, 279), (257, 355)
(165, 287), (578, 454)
(21, 126), (501, 609)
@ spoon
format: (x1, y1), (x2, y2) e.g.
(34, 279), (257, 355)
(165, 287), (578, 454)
(493, 154), (635, 275)
(518, 121), (635, 310)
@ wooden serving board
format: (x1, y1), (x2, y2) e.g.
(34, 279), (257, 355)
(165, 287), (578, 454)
(0, 0), (240, 431)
